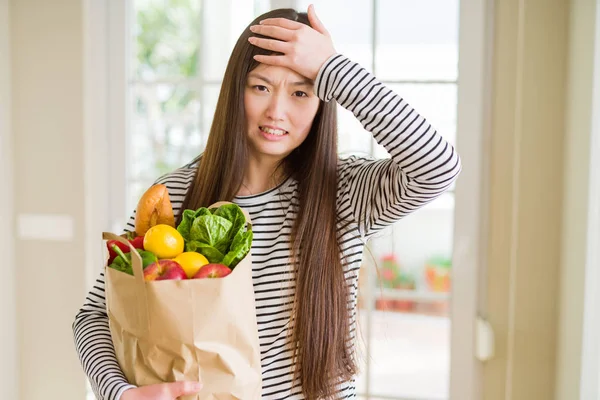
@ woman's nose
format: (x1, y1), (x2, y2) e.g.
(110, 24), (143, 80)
(265, 95), (286, 121)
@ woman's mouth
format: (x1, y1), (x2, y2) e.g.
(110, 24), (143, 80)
(260, 126), (288, 136)
(259, 126), (288, 141)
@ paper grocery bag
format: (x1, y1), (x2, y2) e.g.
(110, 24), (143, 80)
(103, 202), (262, 400)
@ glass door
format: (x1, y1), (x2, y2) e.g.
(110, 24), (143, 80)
(293, 1), (460, 399)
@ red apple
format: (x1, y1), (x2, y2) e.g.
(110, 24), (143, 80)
(192, 263), (232, 279)
(143, 259), (187, 281)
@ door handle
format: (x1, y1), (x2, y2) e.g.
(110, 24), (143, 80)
(476, 316), (495, 361)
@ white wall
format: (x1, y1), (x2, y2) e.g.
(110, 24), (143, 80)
(0, 1), (18, 400)
(10, 0), (88, 399)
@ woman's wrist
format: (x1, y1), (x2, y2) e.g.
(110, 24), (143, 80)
(115, 384), (138, 400)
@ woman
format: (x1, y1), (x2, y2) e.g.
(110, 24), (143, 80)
(73, 6), (461, 400)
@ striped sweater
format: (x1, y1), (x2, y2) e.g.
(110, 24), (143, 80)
(72, 53), (462, 399)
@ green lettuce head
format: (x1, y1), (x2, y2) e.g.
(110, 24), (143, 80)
(176, 203), (252, 269)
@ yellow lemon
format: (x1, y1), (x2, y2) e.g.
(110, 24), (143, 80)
(173, 252), (209, 279)
(143, 224), (184, 259)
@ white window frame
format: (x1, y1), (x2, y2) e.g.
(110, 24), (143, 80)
(579, 0), (600, 397)
(83, 1), (492, 399)
(449, 0), (494, 399)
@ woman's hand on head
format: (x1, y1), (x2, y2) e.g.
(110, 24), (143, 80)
(120, 381), (202, 400)
(248, 4), (336, 81)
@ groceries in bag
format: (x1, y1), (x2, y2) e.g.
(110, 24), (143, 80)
(102, 184), (262, 399)
(106, 184), (252, 281)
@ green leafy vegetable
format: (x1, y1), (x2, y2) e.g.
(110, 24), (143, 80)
(108, 245), (157, 276)
(177, 208), (211, 242)
(213, 203), (246, 244)
(190, 214), (232, 254)
(222, 230), (253, 268)
(187, 241), (225, 263)
(176, 203), (251, 268)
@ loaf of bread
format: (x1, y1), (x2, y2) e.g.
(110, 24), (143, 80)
(134, 184), (176, 236)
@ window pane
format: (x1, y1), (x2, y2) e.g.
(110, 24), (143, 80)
(389, 83), (457, 146)
(337, 105), (373, 157)
(203, 0), (272, 81)
(376, 0), (459, 81)
(387, 192), (455, 273)
(360, 192), (454, 399)
(129, 83), (201, 210)
(133, 0), (202, 79)
(371, 83), (457, 164)
(297, 0), (374, 71)
(363, 311), (450, 398)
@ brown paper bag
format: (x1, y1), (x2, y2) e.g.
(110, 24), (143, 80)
(103, 202), (262, 399)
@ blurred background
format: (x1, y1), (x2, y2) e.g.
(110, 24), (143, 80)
(0, 0), (599, 400)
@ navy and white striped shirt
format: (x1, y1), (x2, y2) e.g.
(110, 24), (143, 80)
(73, 53), (461, 399)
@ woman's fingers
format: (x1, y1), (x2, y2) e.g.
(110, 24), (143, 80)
(248, 36), (290, 53)
(120, 381), (203, 400)
(258, 17), (304, 30)
(249, 24), (296, 42)
(252, 54), (287, 67)
(257, 6), (330, 37)
(248, 6), (336, 80)
(168, 381), (204, 397)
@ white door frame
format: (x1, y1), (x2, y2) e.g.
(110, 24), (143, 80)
(579, 0), (600, 398)
(83, 0), (110, 290)
(0, 1), (18, 400)
(82, 0), (130, 292)
(451, 0), (494, 399)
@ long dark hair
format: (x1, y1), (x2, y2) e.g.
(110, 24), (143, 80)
(178, 8), (357, 398)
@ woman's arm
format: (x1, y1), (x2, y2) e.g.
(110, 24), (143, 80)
(72, 217), (138, 399)
(73, 273), (137, 400)
(317, 54), (462, 237)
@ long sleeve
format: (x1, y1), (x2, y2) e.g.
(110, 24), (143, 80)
(316, 54), (462, 237)
(72, 216), (137, 400)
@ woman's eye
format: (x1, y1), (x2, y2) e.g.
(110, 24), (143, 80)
(293, 91), (308, 97)
(254, 85), (268, 92)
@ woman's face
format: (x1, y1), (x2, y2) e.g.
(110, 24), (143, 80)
(244, 63), (321, 162)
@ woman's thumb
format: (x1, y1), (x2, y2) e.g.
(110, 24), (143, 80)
(169, 381), (203, 396)
(308, 4), (329, 35)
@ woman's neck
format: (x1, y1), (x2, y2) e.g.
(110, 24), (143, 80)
(238, 155), (286, 196)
